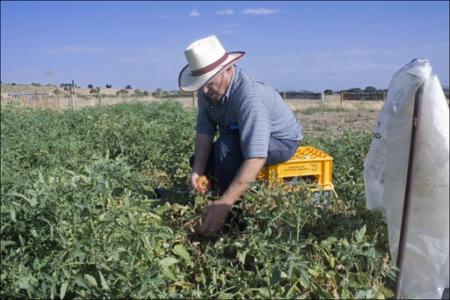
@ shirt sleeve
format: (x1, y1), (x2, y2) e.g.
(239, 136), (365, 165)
(237, 93), (270, 159)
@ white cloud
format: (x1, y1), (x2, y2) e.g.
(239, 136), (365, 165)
(216, 9), (234, 15)
(242, 8), (280, 15)
(188, 9), (200, 17)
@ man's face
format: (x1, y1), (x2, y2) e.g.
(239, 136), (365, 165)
(200, 66), (232, 102)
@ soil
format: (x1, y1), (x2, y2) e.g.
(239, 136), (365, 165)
(296, 110), (379, 138)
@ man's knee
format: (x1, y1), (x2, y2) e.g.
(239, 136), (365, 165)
(266, 138), (299, 166)
(214, 134), (242, 163)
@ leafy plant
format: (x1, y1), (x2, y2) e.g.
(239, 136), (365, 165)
(1, 101), (396, 298)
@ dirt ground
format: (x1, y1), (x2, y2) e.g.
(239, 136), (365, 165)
(287, 97), (382, 137)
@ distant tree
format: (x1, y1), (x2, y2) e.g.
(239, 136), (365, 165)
(125, 85), (132, 90)
(117, 89), (129, 95)
(346, 87), (362, 93)
(11, 83), (16, 86)
(323, 89), (333, 95)
(87, 84), (94, 89)
(90, 87), (100, 94)
(170, 90), (181, 97)
(132, 89), (150, 97)
(364, 86), (377, 93)
(161, 90), (169, 97)
(153, 88), (163, 97)
(105, 84), (112, 88)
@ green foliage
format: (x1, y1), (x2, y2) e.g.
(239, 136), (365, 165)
(364, 86), (377, 93)
(300, 104), (352, 115)
(345, 88), (363, 93)
(323, 89), (334, 95)
(88, 84), (94, 89)
(133, 89), (149, 97)
(153, 89), (169, 97)
(105, 84), (112, 89)
(153, 89), (182, 98)
(1, 102), (395, 298)
(153, 88), (163, 97)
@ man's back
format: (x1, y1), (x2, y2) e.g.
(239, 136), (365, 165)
(227, 66), (302, 158)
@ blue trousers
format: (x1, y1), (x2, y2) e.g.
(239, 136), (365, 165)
(191, 131), (299, 194)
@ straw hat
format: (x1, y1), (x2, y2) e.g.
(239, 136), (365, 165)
(178, 35), (245, 92)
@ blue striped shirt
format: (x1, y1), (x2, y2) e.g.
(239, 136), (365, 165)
(196, 65), (302, 159)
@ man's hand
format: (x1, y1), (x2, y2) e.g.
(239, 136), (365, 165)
(190, 172), (201, 192)
(196, 200), (231, 236)
(190, 173), (209, 194)
(195, 158), (266, 237)
(191, 133), (213, 191)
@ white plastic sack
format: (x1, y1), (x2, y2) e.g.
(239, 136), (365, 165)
(363, 58), (449, 299)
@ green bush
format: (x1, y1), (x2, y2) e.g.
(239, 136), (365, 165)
(133, 89), (150, 97)
(0, 102), (395, 298)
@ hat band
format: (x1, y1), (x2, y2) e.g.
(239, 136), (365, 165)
(191, 53), (229, 77)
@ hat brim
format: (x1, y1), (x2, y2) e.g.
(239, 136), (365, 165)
(178, 51), (245, 92)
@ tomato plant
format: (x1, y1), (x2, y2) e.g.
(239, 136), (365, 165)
(1, 101), (396, 298)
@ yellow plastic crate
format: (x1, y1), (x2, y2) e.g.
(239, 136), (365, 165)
(257, 146), (334, 191)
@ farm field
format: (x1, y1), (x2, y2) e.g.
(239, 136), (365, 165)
(0, 100), (397, 298)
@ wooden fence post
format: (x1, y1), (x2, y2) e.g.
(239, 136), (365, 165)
(340, 91), (344, 104)
(69, 80), (76, 110)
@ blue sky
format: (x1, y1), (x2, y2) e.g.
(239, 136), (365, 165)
(1, 1), (449, 92)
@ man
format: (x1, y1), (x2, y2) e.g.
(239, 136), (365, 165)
(178, 35), (302, 236)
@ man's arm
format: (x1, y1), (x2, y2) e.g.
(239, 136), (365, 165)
(197, 157), (266, 236)
(191, 133), (214, 189)
(221, 157), (266, 205)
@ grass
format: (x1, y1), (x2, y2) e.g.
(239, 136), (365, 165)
(291, 100), (383, 115)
